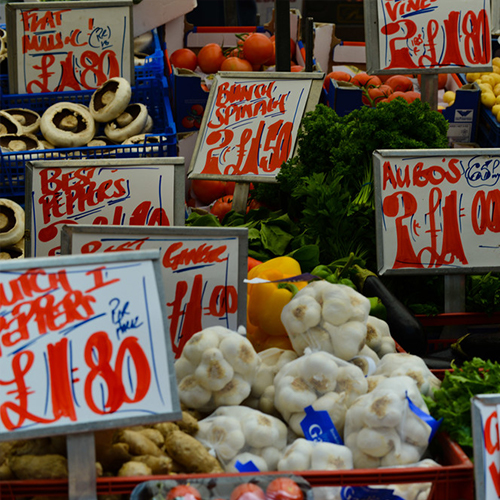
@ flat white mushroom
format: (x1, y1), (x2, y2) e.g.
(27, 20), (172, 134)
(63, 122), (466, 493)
(0, 111), (22, 136)
(104, 103), (149, 142)
(3, 109), (41, 134)
(0, 198), (25, 247)
(0, 133), (44, 153)
(40, 102), (96, 148)
(89, 77), (132, 123)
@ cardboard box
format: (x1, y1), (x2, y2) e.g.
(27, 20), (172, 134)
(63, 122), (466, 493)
(441, 82), (481, 145)
(171, 67), (210, 134)
(133, 0), (196, 37)
(323, 79), (363, 116)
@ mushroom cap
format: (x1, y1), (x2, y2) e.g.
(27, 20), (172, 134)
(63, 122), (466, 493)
(89, 77), (132, 123)
(3, 108), (41, 135)
(40, 102), (96, 148)
(0, 198), (25, 247)
(0, 133), (44, 153)
(104, 103), (149, 142)
(0, 111), (23, 136)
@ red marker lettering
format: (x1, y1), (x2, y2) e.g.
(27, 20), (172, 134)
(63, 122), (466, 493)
(47, 338), (77, 421)
(162, 243), (228, 271)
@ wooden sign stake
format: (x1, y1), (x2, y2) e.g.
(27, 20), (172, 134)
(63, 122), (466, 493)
(232, 181), (250, 214)
(421, 73), (466, 338)
(67, 432), (97, 500)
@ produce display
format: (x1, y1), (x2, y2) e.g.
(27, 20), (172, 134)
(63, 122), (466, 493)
(464, 56), (500, 118)
(1, 7), (496, 499)
(169, 32), (301, 75)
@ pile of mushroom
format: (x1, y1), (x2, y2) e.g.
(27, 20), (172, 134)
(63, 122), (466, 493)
(1, 76), (157, 153)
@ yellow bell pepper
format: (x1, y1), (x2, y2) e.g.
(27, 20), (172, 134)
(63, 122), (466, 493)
(247, 256), (307, 351)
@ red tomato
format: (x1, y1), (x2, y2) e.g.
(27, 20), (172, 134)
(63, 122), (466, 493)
(290, 65), (304, 72)
(385, 75), (414, 92)
(266, 478), (303, 500)
(191, 179), (227, 205)
(386, 90), (421, 103)
(170, 48), (198, 71)
(324, 70), (352, 91)
(363, 84), (393, 106)
(181, 116), (195, 129)
(243, 33), (274, 66)
(221, 57), (253, 72)
(230, 483), (266, 500)
(198, 43), (225, 74)
(270, 35), (296, 61)
(417, 73), (448, 90)
(350, 72), (382, 88)
(224, 181), (236, 196)
(247, 257), (263, 273)
(210, 195), (234, 222)
(166, 485), (202, 500)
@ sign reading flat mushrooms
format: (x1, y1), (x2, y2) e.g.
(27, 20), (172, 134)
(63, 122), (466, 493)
(6, 1), (134, 93)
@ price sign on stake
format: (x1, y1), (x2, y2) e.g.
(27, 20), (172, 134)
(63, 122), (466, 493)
(60, 225), (248, 358)
(26, 158), (186, 258)
(188, 71), (324, 184)
(373, 148), (500, 275)
(0, 250), (181, 499)
(364, 0), (492, 75)
(472, 395), (500, 500)
(6, 1), (134, 94)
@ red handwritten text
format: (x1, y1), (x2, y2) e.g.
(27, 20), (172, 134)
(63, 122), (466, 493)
(162, 242), (228, 271)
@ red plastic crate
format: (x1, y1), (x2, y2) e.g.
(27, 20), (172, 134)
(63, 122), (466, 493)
(0, 433), (473, 500)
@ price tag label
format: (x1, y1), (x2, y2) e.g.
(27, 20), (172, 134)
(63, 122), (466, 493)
(373, 149), (500, 274)
(6, 1), (134, 93)
(0, 250), (181, 441)
(364, 0), (492, 74)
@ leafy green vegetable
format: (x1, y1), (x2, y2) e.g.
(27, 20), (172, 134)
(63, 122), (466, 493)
(185, 207), (320, 271)
(424, 358), (500, 455)
(252, 99), (450, 270)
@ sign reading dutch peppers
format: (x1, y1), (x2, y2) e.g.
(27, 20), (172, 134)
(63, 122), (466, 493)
(0, 251), (181, 441)
(373, 149), (500, 275)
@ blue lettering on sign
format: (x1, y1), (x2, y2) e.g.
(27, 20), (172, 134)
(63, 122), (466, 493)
(300, 405), (343, 445)
(341, 486), (405, 500)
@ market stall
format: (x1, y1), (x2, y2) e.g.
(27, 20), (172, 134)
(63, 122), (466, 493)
(1, 0), (500, 499)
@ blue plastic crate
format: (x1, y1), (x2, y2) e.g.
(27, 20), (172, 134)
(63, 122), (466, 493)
(476, 106), (500, 147)
(0, 76), (177, 198)
(135, 28), (165, 80)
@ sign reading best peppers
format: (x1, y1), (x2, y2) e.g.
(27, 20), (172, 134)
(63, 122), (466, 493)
(188, 71), (324, 183)
(373, 149), (500, 275)
(26, 158), (186, 258)
(364, 0), (492, 74)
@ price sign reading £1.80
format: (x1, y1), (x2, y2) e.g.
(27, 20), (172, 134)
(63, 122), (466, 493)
(0, 250), (181, 441)
(188, 71), (325, 183)
(6, 1), (134, 94)
(373, 149), (500, 275)
(364, 0), (492, 74)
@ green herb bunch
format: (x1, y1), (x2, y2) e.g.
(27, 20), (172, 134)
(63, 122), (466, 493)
(424, 357), (500, 456)
(254, 98), (449, 269)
